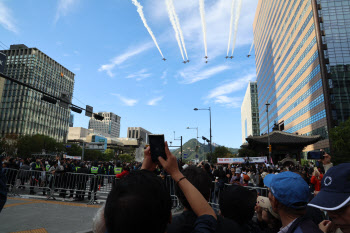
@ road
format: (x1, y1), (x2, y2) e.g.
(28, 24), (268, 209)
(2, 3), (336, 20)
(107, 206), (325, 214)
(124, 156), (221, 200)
(0, 196), (101, 233)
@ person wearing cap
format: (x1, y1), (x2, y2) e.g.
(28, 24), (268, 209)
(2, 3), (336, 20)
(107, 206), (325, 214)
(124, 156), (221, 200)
(264, 172), (323, 233)
(308, 163), (350, 233)
(256, 196), (282, 233)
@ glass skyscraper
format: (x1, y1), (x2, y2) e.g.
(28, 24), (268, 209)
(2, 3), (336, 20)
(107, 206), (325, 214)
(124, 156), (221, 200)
(253, 0), (350, 152)
(0, 44), (75, 142)
(241, 81), (260, 143)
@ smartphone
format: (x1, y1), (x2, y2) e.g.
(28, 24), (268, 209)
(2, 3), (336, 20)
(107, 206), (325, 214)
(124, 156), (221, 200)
(148, 134), (167, 162)
(307, 151), (324, 160)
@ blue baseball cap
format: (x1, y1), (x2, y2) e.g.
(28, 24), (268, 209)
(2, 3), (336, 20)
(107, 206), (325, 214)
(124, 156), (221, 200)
(263, 174), (275, 187)
(265, 171), (310, 209)
(308, 163), (350, 211)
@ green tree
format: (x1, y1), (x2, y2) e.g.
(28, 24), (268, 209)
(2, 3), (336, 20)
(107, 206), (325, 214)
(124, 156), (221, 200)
(237, 148), (258, 158)
(65, 144), (82, 157)
(329, 118), (350, 164)
(1, 134), (18, 156)
(118, 154), (133, 163)
(17, 134), (63, 157)
(212, 146), (232, 163)
(84, 150), (104, 161)
(104, 149), (115, 161)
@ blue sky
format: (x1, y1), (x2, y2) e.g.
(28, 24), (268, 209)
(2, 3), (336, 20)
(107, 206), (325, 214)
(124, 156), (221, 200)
(0, 0), (258, 148)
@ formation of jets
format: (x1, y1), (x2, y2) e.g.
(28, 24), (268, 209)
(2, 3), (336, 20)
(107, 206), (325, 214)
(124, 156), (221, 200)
(161, 55), (252, 62)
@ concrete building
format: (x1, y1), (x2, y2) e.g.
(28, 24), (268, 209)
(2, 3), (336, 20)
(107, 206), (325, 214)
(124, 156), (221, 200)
(0, 44), (74, 142)
(127, 127), (152, 144)
(253, 0), (350, 153)
(88, 112), (121, 138)
(241, 81), (260, 143)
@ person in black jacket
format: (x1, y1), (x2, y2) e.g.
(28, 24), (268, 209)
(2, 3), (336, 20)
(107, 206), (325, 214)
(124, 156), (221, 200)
(167, 166), (245, 233)
(75, 163), (89, 201)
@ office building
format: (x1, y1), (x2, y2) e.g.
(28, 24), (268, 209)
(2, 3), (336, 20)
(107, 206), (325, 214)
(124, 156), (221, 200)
(89, 112), (121, 138)
(253, 0), (350, 152)
(0, 44), (75, 142)
(69, 113), (74, 127)
(241, 81), (260, 143)
(127, 127), (152, 144)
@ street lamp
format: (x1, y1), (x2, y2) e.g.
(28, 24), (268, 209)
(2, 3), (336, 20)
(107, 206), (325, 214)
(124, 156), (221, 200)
(194, 107), (212, 162)
(266, 102), (271, 164)
(187, 127), (199, 160)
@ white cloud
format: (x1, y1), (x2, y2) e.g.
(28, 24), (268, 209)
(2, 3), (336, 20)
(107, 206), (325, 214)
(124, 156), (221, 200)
(55, 0), (80, 23)
(111, 93), (138, 106)
(214, 96), (242, 108)
(207, 73), (256, 99)
(160, 70), (168, 85)
(126, 69), (152, 81)
(73, 50), (80, 55)
(98, 42), (153, 77)
(147, 0), (258, 58)
(179, 65), (230, 84)
(147, 96), (164, 106)
(0, 2), (18, 33)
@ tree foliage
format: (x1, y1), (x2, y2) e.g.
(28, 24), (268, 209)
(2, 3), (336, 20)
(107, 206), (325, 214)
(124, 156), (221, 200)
(84, 150), (104, 161)
(17, 134), (64, 157)
(329, 118), (350, 164)
(212, 146), (233, 163)
(118, 153), (133, 163)
(237, 147), (258, 158)
(104, 149), (115, 161)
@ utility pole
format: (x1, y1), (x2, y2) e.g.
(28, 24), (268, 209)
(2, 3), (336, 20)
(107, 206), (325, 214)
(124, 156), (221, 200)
(266, 102), (271, 164)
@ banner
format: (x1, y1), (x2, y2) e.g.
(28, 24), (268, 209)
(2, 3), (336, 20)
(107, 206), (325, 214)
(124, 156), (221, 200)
(63, 154), (82, 160)
(217, 157), (267, 164)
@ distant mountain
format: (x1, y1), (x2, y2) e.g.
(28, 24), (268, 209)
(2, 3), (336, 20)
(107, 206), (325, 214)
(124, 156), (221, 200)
(171, 138), (239, 161)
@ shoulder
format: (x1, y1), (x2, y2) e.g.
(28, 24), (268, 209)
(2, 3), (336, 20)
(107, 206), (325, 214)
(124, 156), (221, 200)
(167, 211), (197, 233)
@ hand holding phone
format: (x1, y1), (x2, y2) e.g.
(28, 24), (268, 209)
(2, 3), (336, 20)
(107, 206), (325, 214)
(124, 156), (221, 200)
(148, 134), (167, 162)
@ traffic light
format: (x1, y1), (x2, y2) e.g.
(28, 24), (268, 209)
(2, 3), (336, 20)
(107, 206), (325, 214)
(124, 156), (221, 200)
(202, 136), (208, 141)
(41, 95), (57, 104)
(269, 145), (272, 152)
(70, 106), (82, 114)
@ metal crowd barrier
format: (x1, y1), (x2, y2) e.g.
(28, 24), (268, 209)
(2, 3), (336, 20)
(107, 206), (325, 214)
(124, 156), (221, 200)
(163, 175), (180, 209)
(3, 168), (19, 195)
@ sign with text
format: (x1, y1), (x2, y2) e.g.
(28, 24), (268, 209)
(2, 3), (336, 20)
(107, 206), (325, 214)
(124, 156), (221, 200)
(217, 157), (267, 164)
(0, 52), (7, 74)
(63, 154), (82, 160)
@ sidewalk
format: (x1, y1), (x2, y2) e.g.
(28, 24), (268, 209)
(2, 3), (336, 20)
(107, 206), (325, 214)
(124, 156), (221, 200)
(0, 197), (101, 233)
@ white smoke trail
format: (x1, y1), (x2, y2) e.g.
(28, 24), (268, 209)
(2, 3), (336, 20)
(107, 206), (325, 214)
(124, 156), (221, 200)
(131, 0), (164, 58)
(226, 0), (235, 56)
(165, 0), (185, 60)
(231, 0), (242, 56)
(199, 0), (207, 57)
(169, 0), (188, 60)
(248, 41), (254, 55)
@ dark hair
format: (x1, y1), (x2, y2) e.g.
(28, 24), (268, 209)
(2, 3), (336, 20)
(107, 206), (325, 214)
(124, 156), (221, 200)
(175, 166), (212, 211)
(219, 185), (257, 225)
(204, 163), (211, 173)
(104, 170), (171, 233)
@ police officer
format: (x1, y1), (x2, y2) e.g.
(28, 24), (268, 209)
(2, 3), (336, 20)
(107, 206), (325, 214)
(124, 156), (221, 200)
(114, 162), (123, 176)
(88, 161), (101, 201)
(30, 159), (43, 195)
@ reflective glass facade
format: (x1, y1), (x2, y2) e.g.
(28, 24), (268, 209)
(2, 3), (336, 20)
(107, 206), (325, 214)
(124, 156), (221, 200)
(0, 45), (75, 142)
(319, 0), (350, 122)
(241, 82), (260, 143)
(253, 0), (333, 152)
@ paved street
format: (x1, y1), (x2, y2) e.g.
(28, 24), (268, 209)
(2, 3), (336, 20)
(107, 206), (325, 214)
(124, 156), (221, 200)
(0, 197), (101, 233)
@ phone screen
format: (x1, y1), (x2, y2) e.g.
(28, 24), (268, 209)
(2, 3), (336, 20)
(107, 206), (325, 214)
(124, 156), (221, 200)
(307, 151), (323, 160)
(148, 134), (167, 162)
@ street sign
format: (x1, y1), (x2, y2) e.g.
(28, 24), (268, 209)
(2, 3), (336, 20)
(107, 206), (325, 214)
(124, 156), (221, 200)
(195, 154), (198, 158)
(0, 52), (7, 74)
(184, 153), (188, 159)
(65, 145), (71, 148)
(99, 139), (105, 142)
(85, 105), (93, 117)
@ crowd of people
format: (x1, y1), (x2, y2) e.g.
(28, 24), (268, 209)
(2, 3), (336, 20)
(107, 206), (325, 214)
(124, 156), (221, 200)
(1, 145), (349, 233)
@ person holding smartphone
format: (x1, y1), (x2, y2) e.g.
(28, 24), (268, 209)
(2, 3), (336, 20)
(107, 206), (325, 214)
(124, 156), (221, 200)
(104, 141), (217, 233)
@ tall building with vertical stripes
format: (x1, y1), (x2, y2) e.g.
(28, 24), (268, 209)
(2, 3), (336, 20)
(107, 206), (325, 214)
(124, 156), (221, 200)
(253, 0), (350, 153)
(0, 44), (75, 142)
